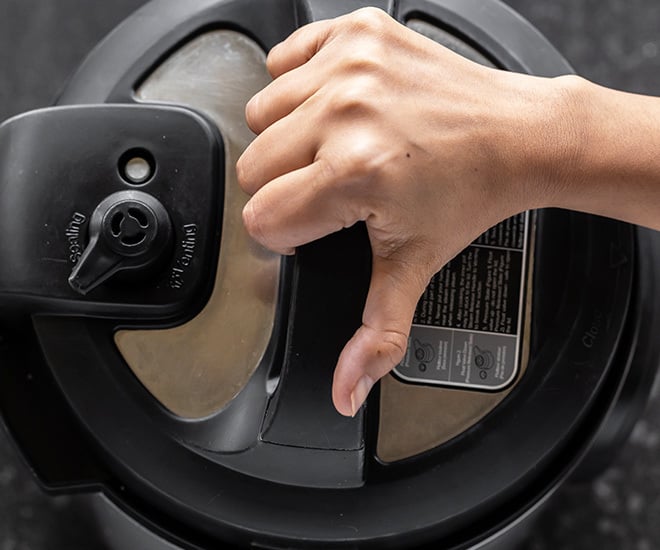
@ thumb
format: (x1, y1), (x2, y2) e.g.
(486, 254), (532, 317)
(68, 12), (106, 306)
(332, 255), (429, 417)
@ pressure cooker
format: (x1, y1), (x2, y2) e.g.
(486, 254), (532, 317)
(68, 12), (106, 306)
(1, 0), (659, 548)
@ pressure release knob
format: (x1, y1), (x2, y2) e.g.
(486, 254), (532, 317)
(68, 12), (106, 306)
(68, 191), (173, 295)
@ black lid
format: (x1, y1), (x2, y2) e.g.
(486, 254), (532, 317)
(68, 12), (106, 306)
(1, 1), (657, 549)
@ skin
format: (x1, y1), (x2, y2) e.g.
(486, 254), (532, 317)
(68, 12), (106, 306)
(236, 7), (660, 417)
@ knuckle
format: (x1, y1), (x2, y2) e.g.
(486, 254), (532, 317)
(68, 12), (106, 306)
(343, 131), (387, 179)
(365, 326), (409, 377)
(343, 48), (384, 75)
(318, 138), (384, 206)
(315, 152), (372, 220)
(320, 133), (401, 204)
(331, 79), (379, 118)
(349, 7), (390, 33)
(235, 155), (255, 194)
(242, 198), (268, 246)
(381, 330), (409, 365)
(243, 196), (295, 255)
(334, 89), (368, 117)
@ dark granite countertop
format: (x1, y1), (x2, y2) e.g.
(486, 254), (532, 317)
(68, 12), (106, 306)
(1, 1), (659, 549)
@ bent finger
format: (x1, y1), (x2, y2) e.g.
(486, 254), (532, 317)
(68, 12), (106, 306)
(332, 255), (429, 417)
(237, 106), (320, 196)
(267, 18), (335, 78)
(242, 160), (366, 255)
(246, 53), (339, 134)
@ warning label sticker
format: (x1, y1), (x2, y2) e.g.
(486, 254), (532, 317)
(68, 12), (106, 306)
(394, 213), (531, 391)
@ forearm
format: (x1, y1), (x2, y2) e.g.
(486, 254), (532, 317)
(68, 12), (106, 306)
(545, 76), (660, 230)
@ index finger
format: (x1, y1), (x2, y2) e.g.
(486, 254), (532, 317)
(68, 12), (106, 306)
(267, 18), (335, 78)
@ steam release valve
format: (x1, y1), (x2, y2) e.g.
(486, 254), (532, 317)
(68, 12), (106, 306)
(0, 103), (222, 318)
(69, 191), (173, 295)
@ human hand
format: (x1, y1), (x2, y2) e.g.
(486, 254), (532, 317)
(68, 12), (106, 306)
(236, 7), (580, 417)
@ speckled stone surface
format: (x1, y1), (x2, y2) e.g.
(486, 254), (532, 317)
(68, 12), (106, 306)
(1, 1), (660, 549)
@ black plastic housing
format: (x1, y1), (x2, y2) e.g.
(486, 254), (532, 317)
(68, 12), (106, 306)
(0, 104), (224, 319)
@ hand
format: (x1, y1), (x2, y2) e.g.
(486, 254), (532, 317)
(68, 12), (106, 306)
(237, 7), (580, 416)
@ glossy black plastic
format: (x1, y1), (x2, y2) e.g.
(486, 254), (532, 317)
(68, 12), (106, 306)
(69, 190), (174, 295)
(0, 104), (223, 319)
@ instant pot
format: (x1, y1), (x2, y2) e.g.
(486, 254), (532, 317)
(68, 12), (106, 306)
(1, 0), (659, 548)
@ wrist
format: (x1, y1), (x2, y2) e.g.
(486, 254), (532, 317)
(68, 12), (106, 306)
(515, 73), (593, 212)
(540, 75), (660, 229)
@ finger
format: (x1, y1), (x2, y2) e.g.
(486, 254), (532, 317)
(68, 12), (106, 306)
(246, 62), (323, 135)
(237, 106), (320, 196)
(267, 18), (335, 78)
(242, 160), (364, 255)
(332, 256), (429, 417)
